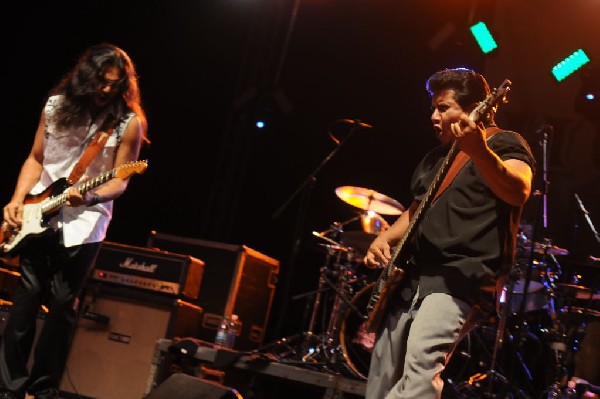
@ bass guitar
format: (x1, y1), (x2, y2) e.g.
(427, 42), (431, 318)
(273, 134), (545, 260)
(0, 160), (148, 255)
(363, 80), (512, 333)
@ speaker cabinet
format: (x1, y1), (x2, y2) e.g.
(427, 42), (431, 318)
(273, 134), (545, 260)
(147, 232), (279, 350)
(146, 373), (241, 399)
(59, 284), (203, 399)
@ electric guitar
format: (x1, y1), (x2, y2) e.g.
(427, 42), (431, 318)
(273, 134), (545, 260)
(0, 160), (148, 255)
(363, 80), (512, 333)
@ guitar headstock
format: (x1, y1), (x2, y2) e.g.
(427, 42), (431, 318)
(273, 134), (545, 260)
(115, 160), (149, 179)
(470, 79), (512, 123)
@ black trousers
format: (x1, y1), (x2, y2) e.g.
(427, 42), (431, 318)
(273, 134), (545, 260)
(0, 231), (100, 396)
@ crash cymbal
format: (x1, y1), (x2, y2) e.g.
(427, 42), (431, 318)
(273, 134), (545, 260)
(335, 186), (404, 215)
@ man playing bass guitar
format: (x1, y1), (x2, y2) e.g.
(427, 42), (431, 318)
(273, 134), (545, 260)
(363, 68), (535, 399)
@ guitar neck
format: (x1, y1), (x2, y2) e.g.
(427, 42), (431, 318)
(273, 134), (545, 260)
(41, 169), (116, 215)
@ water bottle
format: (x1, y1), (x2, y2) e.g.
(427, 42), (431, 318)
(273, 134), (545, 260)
(214, 314), (241, 349)
(227, 314), (241, 349)
(215, 315), (232, 348)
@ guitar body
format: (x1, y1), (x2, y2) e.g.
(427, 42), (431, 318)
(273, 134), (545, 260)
(0, 179), (70, 255)
(364, 266), (405, 332)
(0, 160), (148, 256)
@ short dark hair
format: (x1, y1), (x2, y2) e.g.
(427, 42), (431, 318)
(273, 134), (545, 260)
(426, 68), (490, 108)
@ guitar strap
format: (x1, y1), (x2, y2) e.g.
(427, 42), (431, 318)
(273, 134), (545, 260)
(432, 126), (501, 202)
(67, 115), (116, 185)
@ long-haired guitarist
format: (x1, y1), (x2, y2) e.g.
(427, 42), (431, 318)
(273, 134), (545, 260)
(0, 43), (148, 399)
(363, 68), (535, 399)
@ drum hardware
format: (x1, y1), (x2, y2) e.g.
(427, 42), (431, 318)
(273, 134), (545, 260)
(444, 259), (554, 398)
(477, 271), (534, 398)
(262, 226), (370, 374)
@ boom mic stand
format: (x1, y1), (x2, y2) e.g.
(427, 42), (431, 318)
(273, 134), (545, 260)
(271, 119), (371, 339)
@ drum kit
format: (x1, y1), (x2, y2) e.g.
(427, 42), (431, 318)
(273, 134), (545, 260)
(444, 228), (600, 399)
(266, 185), (599, 398)
(265, 186), (402, 378)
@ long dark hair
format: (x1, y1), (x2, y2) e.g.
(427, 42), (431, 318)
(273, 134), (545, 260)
(50, 43), (148, 142)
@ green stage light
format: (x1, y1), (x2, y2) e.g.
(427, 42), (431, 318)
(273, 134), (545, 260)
(470, 22), (497, 54)
(552, 49), (590, 82)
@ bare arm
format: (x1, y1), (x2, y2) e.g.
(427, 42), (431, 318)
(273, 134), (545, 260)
(66, 114), (145, 207)
(452, 114), (533, 206)
(363, 201), (418, 268)
(2, 109), (46, 227)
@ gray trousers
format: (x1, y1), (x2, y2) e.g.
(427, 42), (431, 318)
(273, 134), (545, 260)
(366, 289), (480, 399)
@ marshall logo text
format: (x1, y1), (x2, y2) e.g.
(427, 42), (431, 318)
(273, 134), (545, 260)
(119, 257), (159, 273)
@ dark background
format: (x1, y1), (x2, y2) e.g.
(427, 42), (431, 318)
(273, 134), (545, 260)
(2, 0), (600, 342)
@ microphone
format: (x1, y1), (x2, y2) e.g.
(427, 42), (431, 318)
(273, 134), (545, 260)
(536, 124), (554, 135)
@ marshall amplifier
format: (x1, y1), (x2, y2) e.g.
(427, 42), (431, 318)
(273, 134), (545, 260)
(92, 241), (204, 300)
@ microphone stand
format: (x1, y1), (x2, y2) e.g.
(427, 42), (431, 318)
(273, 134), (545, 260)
(516, 126), (553, 335)
(494, 125), (553, 398)
(271, 119), (369, 339)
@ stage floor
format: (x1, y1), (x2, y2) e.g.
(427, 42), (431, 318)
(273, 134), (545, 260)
(147, 338), (367, 398)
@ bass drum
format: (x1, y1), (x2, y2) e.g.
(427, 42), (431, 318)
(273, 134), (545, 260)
(339, 282), (376, 380)
(338, 283), (494, 385)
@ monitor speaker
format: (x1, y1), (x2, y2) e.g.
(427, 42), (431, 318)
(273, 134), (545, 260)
(146, 373), (241, 399)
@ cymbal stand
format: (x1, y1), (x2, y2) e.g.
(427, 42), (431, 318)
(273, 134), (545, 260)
(300, 240), (366, 367)
(481, 269), (529, 398)
(529, 124), (571, 397)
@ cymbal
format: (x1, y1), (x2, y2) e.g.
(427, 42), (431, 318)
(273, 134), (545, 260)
(316, 243), (353, 253)
(335, 186), (404, 215)
(556, 283), (600, 300)
(519, 239), (569, 256)
(559, 306), (600, 319)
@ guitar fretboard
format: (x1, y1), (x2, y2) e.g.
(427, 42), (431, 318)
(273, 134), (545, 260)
(41, 170), (116, 214)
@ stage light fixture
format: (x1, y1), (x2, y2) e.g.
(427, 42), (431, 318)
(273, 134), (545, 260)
(255, 120), (266, 129)
(552, 49), (590, 82)
(585, 93), (595, 101)
(470, 22), (497, 54)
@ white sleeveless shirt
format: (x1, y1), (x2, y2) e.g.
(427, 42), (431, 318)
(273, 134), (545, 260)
(30, 95), (135, 247)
